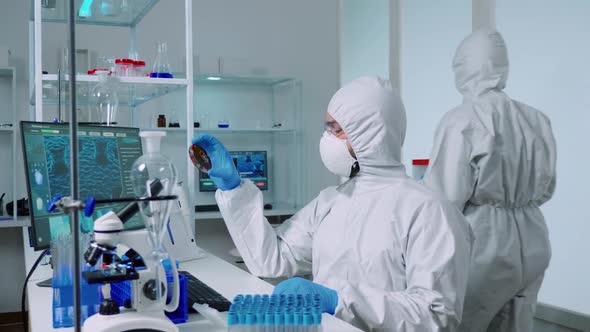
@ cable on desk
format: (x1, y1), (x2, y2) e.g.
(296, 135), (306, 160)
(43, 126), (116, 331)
(21, 249), (49, 332)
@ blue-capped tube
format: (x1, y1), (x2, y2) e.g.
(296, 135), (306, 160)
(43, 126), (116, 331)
(293, 310), (302, 332)
(274, 311), (285, 332)
(264, 311), (275, 332)
(258, 312), (267, 332)
(228, 311), (239, 332)
(313, 312), (323, 332)
(304, 294), (313, 306)
(245, 312), (255, 332)
(303, 313), (314, 332)
(237, 310), (246, 329)
(284, 311), (294, 332)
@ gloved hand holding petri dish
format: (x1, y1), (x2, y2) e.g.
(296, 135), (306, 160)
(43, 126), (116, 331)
(189, 134), (241, 191)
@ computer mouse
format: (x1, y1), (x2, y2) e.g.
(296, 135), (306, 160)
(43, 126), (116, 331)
(263, 203), (272, 210)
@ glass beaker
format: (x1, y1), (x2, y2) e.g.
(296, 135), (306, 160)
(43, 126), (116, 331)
(150, 41), (173, 78)
(90, 70), (119, 126)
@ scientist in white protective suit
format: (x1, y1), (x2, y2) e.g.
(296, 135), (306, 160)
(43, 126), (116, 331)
(193, 76), (473, 331)
(423, 30), (557, 332)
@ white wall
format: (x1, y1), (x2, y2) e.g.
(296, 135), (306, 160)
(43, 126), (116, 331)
(401, 0), (471, 168)
(1, 0), (341, 313)
(339, 0), (390, 85)
(497, 0), (590, 315)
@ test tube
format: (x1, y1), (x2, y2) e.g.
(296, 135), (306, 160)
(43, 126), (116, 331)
(303, 313), (315, 332)
(265, 310), (274, 332)
(246, 312), (256, 332)
(274, 311), (285, 332)
(293, 311), (302, 332)
(312, 312), (322, 332)
(284, 311), (294, 332)
(228, 312), (239, 332)
(256, 311), (265, 332)
(238, 310), (246, 331)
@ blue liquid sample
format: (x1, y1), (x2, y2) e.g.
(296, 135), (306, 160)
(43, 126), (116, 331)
(52, 282), (101, 328)
(150, 72), (174, 78)
(217, 123), (230, 128)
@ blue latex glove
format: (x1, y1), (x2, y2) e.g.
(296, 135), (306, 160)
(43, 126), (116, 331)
(273, 277), (338, 315)
(192, 134), (241, 191)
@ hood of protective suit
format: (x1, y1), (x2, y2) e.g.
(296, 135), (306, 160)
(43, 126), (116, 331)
(453, 29), (509, 97)
(326, 76), (406, 177)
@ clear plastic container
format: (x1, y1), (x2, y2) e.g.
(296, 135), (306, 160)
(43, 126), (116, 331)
(132, 60), (146, 77)
(114, 58), (134, 76)
(412, 159), (429, 181)
(97, 56), (116, 73)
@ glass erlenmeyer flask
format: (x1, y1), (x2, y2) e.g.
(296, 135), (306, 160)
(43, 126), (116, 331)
(150, 41), (173, 78)
(90, 70), (119, 126)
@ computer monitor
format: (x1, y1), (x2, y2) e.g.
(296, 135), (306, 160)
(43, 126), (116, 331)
(21, 121), (145, 250)
(199, 151), (268, 191)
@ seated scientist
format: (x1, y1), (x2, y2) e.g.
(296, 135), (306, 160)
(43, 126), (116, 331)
(193, 76), (473, 331)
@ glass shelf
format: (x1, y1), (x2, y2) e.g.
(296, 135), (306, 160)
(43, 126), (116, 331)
(197, 128), (294, 133)
(195, 74), (295, 86)
(142, 128), (294, 133)
(33, 74), (188, 107)
(35, 0), (159, 27)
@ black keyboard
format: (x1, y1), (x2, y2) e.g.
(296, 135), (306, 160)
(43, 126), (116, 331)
(179, 270), (231, 312)
(195, 204), (220, 212)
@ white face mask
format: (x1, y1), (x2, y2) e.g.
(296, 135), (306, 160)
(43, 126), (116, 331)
(319, 131), (357, 178)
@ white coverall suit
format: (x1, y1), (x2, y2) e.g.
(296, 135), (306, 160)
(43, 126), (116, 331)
(423, 30), (557, 332)
(216, 76), (473, 331)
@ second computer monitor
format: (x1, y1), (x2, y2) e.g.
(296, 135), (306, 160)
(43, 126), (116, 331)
(199, 151), (268, 191)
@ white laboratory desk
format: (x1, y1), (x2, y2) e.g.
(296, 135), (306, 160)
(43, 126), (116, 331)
(24, 241), (361, 331)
